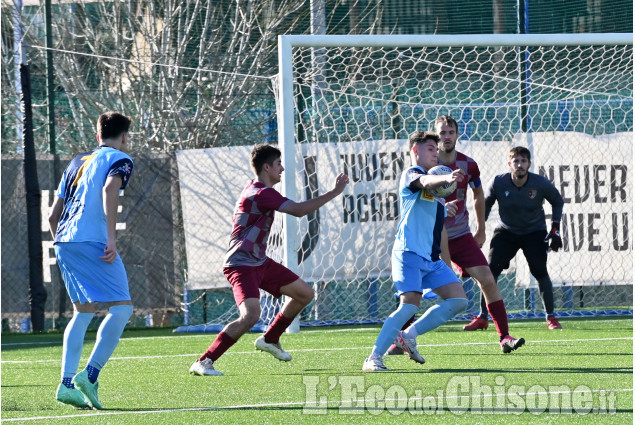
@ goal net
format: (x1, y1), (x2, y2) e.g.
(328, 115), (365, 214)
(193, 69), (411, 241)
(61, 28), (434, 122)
(174, 33), (632, 333)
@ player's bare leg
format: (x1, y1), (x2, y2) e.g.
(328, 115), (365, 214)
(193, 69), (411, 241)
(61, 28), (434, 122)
(255, 279), (314, 361)
(466, 266), (525, 352)
(279, 279), (315, 318)
(225, 298), (262, 338)
(467, 266), (502, 304)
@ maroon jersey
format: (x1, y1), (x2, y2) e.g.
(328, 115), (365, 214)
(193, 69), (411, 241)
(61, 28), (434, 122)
(223, 180), (292, 267)
(439, 152), (482, 240)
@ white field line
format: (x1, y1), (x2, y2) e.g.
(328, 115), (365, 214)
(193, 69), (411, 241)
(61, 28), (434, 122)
(1, 327), (389, 347)
(2, 388), (633, 422)
(0, 328), (383, 347)
(1, 337), (632, 364)
(2, 318), (633, 347)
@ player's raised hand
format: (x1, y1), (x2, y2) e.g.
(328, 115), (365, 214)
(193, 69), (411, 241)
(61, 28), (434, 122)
(447, 168), (465, 184)
(445, 199), (459, 217)
(333, 173), (350, 194)
(545, 223), (563, 252)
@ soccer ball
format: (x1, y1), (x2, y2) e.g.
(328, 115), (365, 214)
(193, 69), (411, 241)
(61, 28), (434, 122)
(427, 165), (457, 198)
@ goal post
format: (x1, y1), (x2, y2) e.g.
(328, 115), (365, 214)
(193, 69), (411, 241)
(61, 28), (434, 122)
(276, 33), (633, 326)
(174, 33), (632, 333)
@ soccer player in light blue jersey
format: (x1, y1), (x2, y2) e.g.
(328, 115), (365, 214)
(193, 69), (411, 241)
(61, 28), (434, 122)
(363, 131), (468, 372)
(49, 111), (134, 409)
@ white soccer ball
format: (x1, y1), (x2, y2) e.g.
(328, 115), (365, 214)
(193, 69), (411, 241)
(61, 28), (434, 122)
(427, 165), (457, 198)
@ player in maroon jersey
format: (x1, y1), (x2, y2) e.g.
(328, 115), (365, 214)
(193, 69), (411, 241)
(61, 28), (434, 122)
(436, 115), (524, 352)
(189, 144), (349, 376)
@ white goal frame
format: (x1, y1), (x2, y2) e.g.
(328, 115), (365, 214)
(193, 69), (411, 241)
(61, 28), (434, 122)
(277, 33), (632, 266)
(173, 33), (632, 333)
(277, 32), (633, 273)
(275, 33), (633, 329)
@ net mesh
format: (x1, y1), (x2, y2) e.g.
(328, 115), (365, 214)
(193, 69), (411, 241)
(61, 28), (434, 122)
(175, 35), (633, 333)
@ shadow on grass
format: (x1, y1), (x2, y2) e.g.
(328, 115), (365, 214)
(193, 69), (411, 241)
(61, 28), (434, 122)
(295, 366), (632, 376)
(1, 340), (64, 352)
(101, 405), (635, 415)
(424, 366), (633, 375)
(1, 383), (51, 388)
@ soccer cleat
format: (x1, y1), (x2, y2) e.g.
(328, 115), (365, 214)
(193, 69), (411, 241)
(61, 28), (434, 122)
(55, 383), (90, 409)
(385, 343), (405, 355)
(362, 357), (389, 372)
(394, 332), (425, 364)
(189, 358), (223, 376)
(500, 335), (525, 353)
(547, 316), (562, 330)
(72, 369), (102, 410)
(463, 316), (489, 331)
(254, 335), (292, 361)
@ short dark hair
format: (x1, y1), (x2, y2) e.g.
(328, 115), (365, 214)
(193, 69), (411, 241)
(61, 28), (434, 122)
(434, 115), (458, 132)
(509, 146), (531, 161)
(97, 111), (132, 140)
(409, 131), (440, 151)
(251, 144), (281, 174)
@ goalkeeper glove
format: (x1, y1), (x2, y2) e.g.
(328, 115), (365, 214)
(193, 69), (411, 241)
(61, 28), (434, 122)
(545, 223), (562, 252)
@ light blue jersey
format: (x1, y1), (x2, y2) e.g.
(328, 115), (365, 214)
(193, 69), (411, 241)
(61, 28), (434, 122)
(55, 146), (133, 244)
(393, 166), (446, 261)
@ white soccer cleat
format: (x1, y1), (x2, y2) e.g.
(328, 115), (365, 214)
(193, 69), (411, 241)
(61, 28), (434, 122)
(395, 332), (426, 364)
(362, 357), (389, 372)
(254, 335), (292, 361)
(189, 358), (223, 376)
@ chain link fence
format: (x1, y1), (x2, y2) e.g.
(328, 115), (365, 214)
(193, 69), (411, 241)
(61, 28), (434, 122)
(2, 0), (632, 332)
(1, 152), (188, 331)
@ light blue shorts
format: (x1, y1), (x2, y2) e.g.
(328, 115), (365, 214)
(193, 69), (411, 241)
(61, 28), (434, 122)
(55, 242), (131, 304)
(392, 250), (458, 296)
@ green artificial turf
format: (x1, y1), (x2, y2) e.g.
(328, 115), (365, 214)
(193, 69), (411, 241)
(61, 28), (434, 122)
(1, 317), (632, 424)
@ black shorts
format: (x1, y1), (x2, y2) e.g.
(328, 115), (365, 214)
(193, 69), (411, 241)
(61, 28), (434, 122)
(488, 228), (549, 279)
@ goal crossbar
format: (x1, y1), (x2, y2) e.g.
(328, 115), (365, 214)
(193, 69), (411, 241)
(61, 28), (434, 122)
(279, 33), (633, 48)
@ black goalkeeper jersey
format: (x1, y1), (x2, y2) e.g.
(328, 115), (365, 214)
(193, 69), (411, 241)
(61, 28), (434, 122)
(484, 172), (564, 235)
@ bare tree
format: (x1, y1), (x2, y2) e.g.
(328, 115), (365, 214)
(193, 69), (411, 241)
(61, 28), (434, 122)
(2, 1), (305, 153)
(0, 0), (388, 154)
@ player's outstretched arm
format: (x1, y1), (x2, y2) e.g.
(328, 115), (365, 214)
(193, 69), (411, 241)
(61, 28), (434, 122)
(419, 168), (464, 190)
(282, 173), (350, 217)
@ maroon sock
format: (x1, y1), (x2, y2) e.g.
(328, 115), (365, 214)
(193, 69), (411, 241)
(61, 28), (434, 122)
(199, 331), (237, 362)
(487, 300), (509, 338)
(263, 312), (294, 344)
(401, 314), (416, 330)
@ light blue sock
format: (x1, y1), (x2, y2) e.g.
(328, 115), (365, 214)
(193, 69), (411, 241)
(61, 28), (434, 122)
(86, 305), (133, 373)
(403, 298), (468, 339)
(370, 303), (418, 358)
(61, 312), (94, 381)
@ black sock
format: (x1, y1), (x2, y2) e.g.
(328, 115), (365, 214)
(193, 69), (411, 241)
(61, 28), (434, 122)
(537, 275), (555, 316)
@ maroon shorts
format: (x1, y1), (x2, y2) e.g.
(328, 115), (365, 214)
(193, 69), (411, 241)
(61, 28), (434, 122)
(223, 258), (300, 306)
(448, 233), (489, 278)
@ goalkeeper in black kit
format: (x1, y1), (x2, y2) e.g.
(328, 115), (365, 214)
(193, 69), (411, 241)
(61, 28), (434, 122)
(481, 146), (565, 330)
